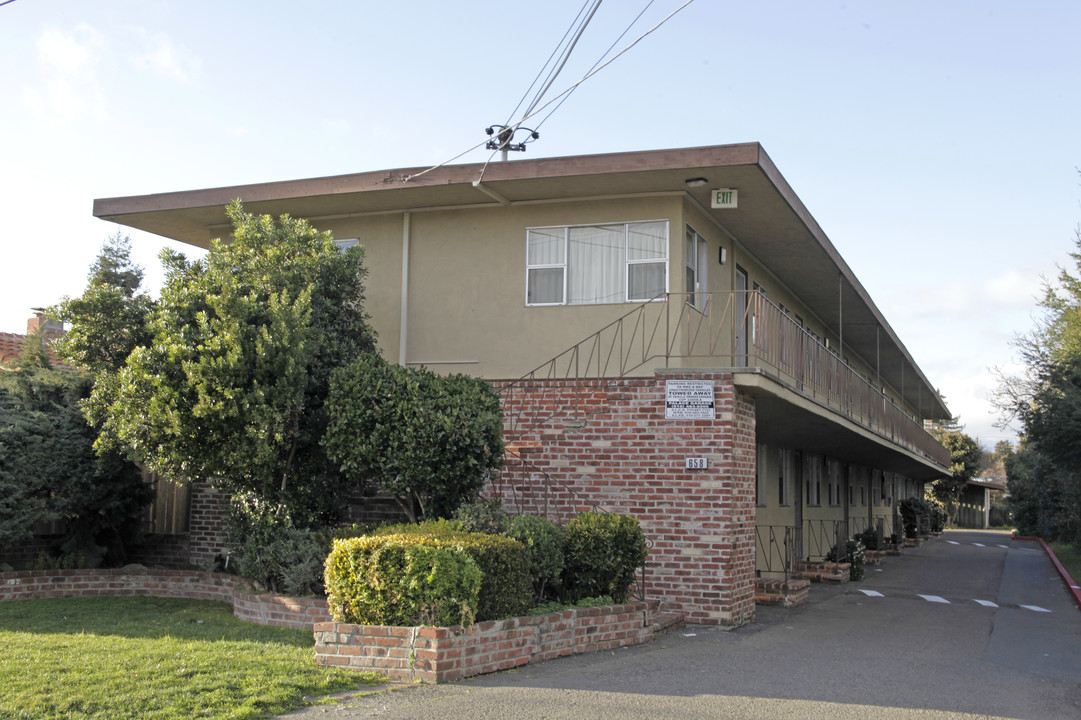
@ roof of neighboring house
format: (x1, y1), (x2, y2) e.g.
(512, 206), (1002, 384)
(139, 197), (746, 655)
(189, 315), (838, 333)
(93, 142), (951, 420)
(0, 331), (66, 368)
(968, 476), (1009, 492)
(0, 332), (25, 365)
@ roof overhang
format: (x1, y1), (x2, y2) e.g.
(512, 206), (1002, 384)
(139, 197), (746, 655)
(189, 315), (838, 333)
(93, 142), (950, 421)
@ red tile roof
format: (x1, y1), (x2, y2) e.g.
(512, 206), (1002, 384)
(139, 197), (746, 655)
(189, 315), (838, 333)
(0, 331), (66, 368)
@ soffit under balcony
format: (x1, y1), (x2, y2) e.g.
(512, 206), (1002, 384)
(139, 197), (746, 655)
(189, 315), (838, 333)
(93, 142), (948, 421)
(734, 370), (949, 482)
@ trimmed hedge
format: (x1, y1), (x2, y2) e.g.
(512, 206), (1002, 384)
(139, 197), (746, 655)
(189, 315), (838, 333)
(375, 522), (533, 621)
(505, 514), (566, 602)
(324, 535), (481, 627)
(563, 512), (647, 603)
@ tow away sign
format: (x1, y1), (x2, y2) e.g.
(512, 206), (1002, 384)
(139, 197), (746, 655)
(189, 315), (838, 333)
(665, 380), (715, 420)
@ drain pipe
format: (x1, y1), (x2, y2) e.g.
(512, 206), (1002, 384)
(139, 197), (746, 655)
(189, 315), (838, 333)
(399, 212), (411, 366)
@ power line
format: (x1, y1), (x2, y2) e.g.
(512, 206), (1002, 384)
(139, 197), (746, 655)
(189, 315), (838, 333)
(503, 0), (595, 129)
(535, 0), (659, 132)
(404, 0), (698, 184)
(521, 0), (604, 121)
(0, 0), (22, 7)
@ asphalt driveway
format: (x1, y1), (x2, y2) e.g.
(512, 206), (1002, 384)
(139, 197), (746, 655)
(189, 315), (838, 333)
(283, 530), (1081, 719)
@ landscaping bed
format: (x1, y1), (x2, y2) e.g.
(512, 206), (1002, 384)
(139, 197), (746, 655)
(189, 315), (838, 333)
(315, 600), (683, 683)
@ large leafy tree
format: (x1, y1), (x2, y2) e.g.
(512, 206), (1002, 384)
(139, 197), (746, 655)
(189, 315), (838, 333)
(994, 211), (1081, 543)
(97, 202), (377, 526)
(324, 354), (504, 522)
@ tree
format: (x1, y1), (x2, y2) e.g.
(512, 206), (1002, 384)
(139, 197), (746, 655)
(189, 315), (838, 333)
(324, 354), (505, 523)
(0, 357), (150, 564)
(97, 201), (377, 527)
(51, 233), (154, 373)
(928, 429), (981, 523)
(993, 200), (1081, 543)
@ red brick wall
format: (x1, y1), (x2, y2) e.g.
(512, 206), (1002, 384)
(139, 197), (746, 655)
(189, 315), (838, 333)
(188, 482), (230, 569)
(0, 568), (330, 630)
(491, 372), (757, 626)
(315, 602), (662, 683)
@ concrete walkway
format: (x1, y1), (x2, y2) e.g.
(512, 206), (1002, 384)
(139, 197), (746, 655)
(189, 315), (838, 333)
(282, 530), (1081, 719)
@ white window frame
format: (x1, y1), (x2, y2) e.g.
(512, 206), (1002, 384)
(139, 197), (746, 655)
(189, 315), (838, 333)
(525, 220), (669, 306)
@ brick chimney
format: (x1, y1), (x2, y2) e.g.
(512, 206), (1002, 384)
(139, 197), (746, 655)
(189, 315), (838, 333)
(27, 308), (64, 340)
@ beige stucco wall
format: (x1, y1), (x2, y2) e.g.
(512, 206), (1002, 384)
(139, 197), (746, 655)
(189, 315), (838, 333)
(319, 195), (684, 379)
(315, 192), (921, 424)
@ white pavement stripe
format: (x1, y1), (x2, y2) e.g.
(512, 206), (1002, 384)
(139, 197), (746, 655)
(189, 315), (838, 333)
(947, 541), (960, 545)
(998, 544), (1009, 548)
(973, 599), (998, 608)
(1020, 605), (1052, 613)
(973, 543), (986, 547)
(858, 590), (884, 597)
(919, 594), (951, 604)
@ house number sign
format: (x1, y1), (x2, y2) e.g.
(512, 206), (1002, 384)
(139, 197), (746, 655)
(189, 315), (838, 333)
(664, 379), (716, 420)
(685, 457), (708, 470)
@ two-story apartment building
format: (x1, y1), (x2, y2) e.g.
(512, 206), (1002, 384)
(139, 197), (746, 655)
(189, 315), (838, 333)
(95, 143), (950, 625)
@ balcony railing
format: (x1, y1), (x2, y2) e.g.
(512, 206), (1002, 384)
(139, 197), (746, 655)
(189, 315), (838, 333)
(499, 291), (949, 468)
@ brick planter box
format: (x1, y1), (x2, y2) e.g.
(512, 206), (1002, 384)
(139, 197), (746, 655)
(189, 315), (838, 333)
(0, 568), (330, 630)
(754, 578), (810, 606)
(797, 561), (851, 583)
(314, 602), (683, 683)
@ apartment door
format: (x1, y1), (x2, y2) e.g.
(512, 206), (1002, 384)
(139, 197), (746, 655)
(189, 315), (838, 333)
(735, 266), (748, 366)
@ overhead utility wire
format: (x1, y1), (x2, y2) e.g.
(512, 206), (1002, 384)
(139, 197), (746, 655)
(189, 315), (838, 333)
(503, 0), (595, 129)
(521, 0), (604, 121)
(403, 0), (697, 184)
(535, 0), (658, 132)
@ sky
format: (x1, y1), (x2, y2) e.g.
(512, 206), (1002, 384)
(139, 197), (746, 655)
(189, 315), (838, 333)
(2, 0), (1080, 449)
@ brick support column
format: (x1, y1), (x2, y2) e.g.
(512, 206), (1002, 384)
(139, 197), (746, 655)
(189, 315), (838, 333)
(492, 371), (757, 625)
(188, 481), (230, 569)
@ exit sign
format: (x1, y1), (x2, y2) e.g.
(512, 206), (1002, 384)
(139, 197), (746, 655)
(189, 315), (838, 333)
(711, 188), (738, 209)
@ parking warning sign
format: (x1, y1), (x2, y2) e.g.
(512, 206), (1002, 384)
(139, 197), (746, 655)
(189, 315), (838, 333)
(665, 380), (715, 420)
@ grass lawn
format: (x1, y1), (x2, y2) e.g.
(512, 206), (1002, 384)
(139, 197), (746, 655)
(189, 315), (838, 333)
(1050, 542), (1081, 583)
(0, 596), (384, 720)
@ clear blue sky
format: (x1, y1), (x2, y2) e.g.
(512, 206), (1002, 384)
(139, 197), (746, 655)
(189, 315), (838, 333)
(3, 0), (1079, 448)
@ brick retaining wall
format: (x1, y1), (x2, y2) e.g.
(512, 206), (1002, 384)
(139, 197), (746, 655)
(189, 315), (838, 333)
(0, 568), (331, 630)
(315, 602), (681, 683)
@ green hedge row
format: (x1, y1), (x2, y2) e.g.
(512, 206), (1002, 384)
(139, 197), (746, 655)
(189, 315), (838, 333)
(323, 510), (649, 627)
(324, 534), (481, 627)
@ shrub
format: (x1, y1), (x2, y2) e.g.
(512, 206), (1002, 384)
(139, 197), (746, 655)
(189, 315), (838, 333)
(375, 521), (532, 621)
(929, 503), (948, 532)
(506, 514), (566, 602)
(855, 527), (880, 551)
(562, 512), (647, 603)
(454, 497), (508, 535)
(226, 494), (328, 595)
(899, 497), (931, 538)
(325, 355), (504, 522)
(324, 535), (481, 627)
(826, 537), (866, 580)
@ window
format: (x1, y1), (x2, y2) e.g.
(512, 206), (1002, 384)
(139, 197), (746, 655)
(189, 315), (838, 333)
(685, 226), (708, 310)
(526, 221), (668, 305)
(805, 453), (822, 506)
(335, 238), (359, 251)
(828, 458), (841, 506)
(756, 443), (767, 507)
(778, 448), (790, 507)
